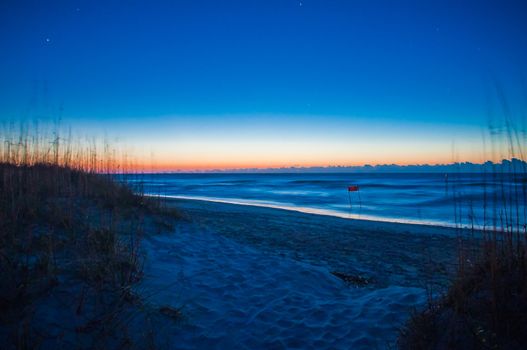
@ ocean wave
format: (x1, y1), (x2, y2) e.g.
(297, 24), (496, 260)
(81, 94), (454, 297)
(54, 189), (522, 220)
(137, 173), (526, 228)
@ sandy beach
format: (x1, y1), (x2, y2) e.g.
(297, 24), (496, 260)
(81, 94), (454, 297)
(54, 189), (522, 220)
(136, 198), (463, 349)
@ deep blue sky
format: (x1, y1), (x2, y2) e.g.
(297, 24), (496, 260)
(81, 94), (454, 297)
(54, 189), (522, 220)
(1, 0), (526, 169)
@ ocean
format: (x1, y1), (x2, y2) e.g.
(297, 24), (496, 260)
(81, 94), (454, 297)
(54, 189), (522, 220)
(123, 172), (526, 228)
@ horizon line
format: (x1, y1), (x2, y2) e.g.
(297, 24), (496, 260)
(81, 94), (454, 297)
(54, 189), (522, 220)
(128, 158), (524, 174)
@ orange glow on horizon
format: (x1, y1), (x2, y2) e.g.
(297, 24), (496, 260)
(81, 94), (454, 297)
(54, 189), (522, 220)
(126, 153), (492, 172)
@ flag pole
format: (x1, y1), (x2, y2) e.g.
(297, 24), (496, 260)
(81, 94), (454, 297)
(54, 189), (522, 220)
(347, 185), (360, 217)
(348, 190), (352, 216)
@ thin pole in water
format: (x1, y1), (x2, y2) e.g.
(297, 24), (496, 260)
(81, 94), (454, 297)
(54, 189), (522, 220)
(347, 185), (361, 217)
(348, 190), (353, 217)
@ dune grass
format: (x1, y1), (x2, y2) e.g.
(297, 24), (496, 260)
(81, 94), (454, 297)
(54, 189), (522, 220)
(399, 98), (527, 349)
(0, 124), (180, 349)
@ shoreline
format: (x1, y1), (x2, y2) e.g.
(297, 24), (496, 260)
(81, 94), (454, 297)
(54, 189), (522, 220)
(162, 197), (466, 288)
(148, 194), (470, 232)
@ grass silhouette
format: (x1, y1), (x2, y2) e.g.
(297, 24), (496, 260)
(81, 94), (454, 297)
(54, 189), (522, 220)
(0, 123), (180, 349)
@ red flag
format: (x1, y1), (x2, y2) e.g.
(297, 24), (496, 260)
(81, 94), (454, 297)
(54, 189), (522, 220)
(348, 185), (359, 192)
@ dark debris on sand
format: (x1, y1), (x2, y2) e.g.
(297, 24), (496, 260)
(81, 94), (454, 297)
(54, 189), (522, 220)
(331, 271), (372, 287)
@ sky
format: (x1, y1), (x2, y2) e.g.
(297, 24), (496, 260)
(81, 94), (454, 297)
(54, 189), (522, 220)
(1, 0), (526, 170)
